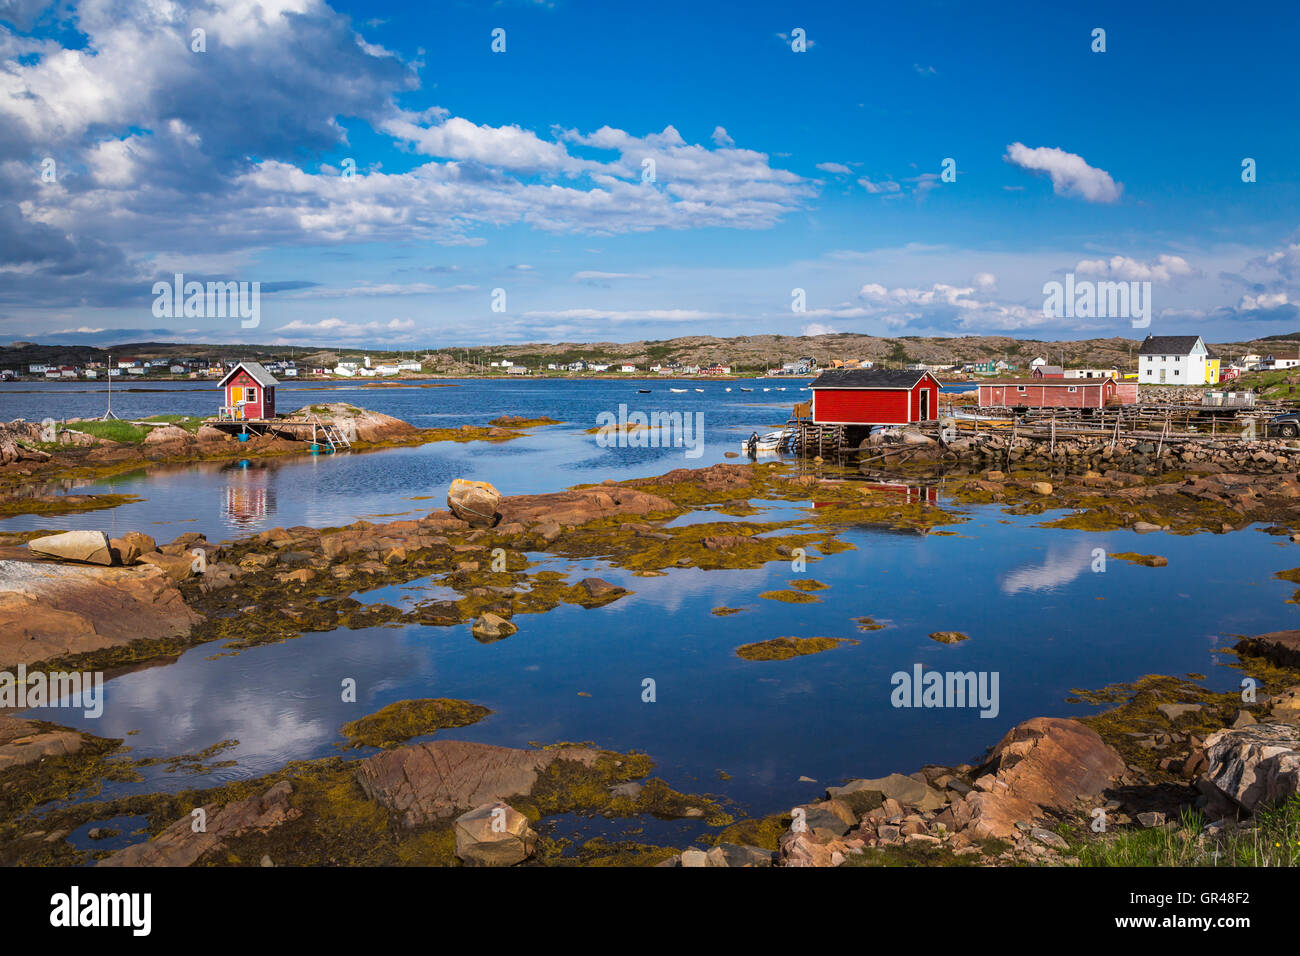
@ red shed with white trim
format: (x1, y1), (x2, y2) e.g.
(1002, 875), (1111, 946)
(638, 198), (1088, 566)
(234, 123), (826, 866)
(218, 362), (279, 420)
(978, 377), (1118, 409)
(811, 369), (941, 425)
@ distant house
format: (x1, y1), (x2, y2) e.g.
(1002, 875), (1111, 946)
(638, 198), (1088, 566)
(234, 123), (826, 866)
(1063, 368), (1118, 380)
(1031, 365), (1065, 379)
(1137, 335), (1210, 385)
(127, 367), (146, 376)
(506, 365), (528, 375)
(219, 361), (279, 420)
(620, 364), (637, 373)
(1263, 349), (1300, 371)
(170, 364), (186, 374)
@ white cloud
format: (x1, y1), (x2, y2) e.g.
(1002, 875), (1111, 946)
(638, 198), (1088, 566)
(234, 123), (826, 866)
(858, 176), (901, 195)
(1239, 292), (1289, 310)
(816, 162), (852, 175)
(1074, 255), (1193, 282)
(1004, 143), (1122, 203)
(711, 126), (734, 147)
(800, 323), (839, 336)
(972, 272), (996, 291)
(572, 271), (650, 280)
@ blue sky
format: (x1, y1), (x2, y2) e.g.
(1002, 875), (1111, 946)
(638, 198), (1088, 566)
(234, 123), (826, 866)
(1, 0), (1298, 347)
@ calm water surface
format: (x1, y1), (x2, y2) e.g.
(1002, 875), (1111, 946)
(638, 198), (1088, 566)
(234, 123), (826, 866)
(5, 380), (1297, 828)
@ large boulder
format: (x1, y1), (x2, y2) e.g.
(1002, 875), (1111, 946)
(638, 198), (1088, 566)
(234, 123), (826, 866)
(28, 530), (114, 565)
(142, 424), (193, 445)
(495, 486), (676, 527)
(0, 559), (201, 669)
(1199, 723), (1300, 814)
(453, 802), (537, 866)
(962, 717), (1126, 839)
(447, 479), (501, 528)
(355, 740), (602, 827)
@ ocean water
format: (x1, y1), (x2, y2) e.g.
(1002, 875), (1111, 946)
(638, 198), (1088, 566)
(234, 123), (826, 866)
(5, 379), (1298, 831)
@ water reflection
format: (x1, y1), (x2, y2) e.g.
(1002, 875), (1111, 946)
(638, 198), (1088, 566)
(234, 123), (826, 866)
(219, 459), (277, 531)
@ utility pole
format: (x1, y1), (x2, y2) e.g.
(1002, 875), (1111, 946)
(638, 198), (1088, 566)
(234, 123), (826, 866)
(100, 353), (119, 420)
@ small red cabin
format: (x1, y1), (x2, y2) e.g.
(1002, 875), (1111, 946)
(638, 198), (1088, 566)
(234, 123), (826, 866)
(811, 369), (942, 426)
(218, 362), (279, 420)
(978, 377), (1118, 410)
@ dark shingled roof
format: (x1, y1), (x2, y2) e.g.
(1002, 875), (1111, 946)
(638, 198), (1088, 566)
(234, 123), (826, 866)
(1138, 335), (1203, 356)
(810, 368), (934, 389)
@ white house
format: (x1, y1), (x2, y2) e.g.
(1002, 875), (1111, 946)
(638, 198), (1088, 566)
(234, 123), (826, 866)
(1263, 349), (1300, 370)
(1064, 368), (1119, 380)
(620, 364), (637, 373)
(1028, 357), (1047, 371)
(1137, 335), (1209, 385)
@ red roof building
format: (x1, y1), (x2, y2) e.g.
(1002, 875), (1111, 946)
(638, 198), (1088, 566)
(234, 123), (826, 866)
(978, 377), (1122, 409)
(811, 369), (941, 426)
(218, 362), (279, 420)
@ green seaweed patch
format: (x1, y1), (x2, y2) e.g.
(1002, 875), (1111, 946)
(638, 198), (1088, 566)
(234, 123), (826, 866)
(759, 589), (821, 604)
(134, 739), (240, 775)
(854, 616), (887, 631)
(736, 636), (856, 661)
(788, 579), (829, 592)
(340, 699), (492, 749)
(711, 606), (745, 616)
(929, 631), (969, 645)
(0, 492), (142, 519)
(1109, 552), (1169, 567)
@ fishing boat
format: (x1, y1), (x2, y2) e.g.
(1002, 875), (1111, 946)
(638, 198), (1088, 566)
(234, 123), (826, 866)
(739, 429), (790, 455)
(669, 387), (688, 393)
(724, 387), (732, 392)
(694, 388), (704, 392)
(739, 387), (754, 392)
(637, 388), (651, 393)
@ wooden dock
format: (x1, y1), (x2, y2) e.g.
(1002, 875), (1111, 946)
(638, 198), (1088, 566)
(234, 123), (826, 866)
(201, 413), (352, 452)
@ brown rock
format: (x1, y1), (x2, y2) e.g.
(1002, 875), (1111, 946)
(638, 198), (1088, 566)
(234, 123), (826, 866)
(355, 740), (601, 827)
(963, 717), (1125, 839)
(447, 479), (501, 528)
(98, 780), (299, 867)
(28, 530), (114, 565)
(453, 802), (537, 866)
(0, 560), (200, 669)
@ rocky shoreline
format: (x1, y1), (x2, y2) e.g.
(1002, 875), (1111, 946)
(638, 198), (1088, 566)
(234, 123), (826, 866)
(0, 406), (559, 500)
(2, 455), (1299, 867)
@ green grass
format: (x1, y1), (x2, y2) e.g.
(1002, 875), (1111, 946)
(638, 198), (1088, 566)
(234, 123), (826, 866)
(1075, 798), (1300, 867)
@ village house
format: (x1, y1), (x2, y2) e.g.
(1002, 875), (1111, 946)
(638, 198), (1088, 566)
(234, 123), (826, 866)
(218, 361), (278, 420)
(1137, 334), (1211, 385)
(1063, 368), (1119, 380)
(1262, 349), (1300, 370)
(1030, 365), (1065, 379)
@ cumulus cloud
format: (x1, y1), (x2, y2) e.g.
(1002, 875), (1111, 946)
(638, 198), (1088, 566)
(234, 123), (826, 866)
(1004, 143), (1122, 203)
(0, 0), (815, 316)
(275, 316), (417, 339)
(1074, 254), (1193, 282)
(816, 162), (852, 175)
(1239, 292), (1290, 310)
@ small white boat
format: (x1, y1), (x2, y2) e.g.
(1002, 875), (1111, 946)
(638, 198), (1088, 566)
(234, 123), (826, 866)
(762, 387), (771, 392)
(694, 388), (704, 392)
(725, 387), (732, 392)
(739, 387), (754, 392)
(670, 387), (688, 393)
(740, 430), (787, 455)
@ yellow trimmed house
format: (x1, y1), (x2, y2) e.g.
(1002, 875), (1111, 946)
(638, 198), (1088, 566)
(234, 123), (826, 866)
(1206, 349), (1221, 385)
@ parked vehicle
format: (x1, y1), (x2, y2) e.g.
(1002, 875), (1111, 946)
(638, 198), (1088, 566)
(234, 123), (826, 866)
(1267, 411), (1300, 438)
